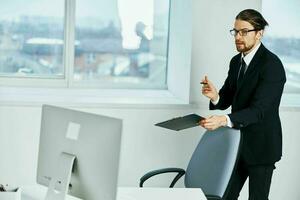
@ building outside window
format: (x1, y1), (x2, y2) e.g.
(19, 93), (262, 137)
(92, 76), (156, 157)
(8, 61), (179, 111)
(0, 0), (64, 78)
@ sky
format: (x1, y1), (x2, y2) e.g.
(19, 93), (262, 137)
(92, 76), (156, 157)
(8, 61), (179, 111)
(262, 0), (300, 38)
(0, 0), (120, 21)
(0, 0), (170, 49)
(0, 0), (64, 18)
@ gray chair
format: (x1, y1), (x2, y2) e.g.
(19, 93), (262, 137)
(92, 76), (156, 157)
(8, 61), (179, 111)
(139, 127), (241, 200)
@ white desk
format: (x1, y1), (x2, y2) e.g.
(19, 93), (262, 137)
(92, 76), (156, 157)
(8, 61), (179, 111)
(117, 187), (206, 200)
(21, 185), (207, 200)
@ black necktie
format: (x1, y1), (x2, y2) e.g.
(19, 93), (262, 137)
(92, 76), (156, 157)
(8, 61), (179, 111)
(238, 58), (246, 84)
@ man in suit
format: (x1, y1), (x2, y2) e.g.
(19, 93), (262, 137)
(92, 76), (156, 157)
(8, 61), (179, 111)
(200, 9), (286, 200)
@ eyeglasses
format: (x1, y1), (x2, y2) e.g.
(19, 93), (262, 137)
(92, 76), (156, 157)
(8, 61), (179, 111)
(230, 28), (258, 36)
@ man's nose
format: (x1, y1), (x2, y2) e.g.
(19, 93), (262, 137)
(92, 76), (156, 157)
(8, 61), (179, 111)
(235, 33), (242, 40)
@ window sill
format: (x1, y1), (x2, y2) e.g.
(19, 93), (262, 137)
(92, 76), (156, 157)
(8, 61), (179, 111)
(0, 87), (191, 107)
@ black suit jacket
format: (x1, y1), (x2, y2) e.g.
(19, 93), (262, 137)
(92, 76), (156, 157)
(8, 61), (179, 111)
(210, 44), (286, 165)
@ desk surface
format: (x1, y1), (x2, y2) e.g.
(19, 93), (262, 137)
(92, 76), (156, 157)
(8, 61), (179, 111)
(117, 187), (206, 200)
(21, 185), (207, 200)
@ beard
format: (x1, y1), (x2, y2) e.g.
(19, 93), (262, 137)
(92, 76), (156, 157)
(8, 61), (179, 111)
(235, 41), (255, 53)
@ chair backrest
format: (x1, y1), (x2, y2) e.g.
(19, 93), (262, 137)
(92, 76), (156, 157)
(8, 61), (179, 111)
(184, 127), (241, 199)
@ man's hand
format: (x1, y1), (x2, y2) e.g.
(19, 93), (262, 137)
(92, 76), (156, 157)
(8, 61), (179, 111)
(201, 75), (218, 101)
(199, 115), (227, 130)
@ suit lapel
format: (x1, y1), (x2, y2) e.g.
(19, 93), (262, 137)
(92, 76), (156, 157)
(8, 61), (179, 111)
(236, 44), (266, 93)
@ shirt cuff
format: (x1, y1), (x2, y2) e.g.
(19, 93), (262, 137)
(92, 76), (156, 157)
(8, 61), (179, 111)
(225, 115), (233, 128)
(210, 95), (220, 105)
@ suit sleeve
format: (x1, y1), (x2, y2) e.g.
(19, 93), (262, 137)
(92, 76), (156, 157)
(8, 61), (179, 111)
(210, 59), (236, 110)
(228, 57), (286, 129)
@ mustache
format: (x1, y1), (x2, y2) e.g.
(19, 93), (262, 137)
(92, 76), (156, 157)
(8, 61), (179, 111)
(235, 41), (244, 45)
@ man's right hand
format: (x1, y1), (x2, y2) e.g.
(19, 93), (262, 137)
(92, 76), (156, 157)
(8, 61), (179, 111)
(201, 76), (218, 101)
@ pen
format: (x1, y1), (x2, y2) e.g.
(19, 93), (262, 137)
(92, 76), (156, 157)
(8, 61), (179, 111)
(200, 81), (208, 85)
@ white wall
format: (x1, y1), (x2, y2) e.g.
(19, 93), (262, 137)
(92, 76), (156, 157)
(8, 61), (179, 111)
(0, 0), (299, 199)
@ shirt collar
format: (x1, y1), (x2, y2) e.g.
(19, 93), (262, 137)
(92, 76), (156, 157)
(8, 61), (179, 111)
(241, 42), (261, 66)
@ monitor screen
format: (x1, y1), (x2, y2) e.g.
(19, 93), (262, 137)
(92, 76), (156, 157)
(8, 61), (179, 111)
(36, 105), (122, 200)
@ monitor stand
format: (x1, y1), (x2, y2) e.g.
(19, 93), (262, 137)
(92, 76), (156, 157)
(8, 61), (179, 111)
(45, 153), (76, 200)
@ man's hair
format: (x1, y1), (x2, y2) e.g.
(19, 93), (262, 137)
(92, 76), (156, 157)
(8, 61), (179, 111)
(236, 9), (268, 30)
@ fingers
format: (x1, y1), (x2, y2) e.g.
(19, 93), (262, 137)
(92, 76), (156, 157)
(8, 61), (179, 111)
(201, 75), (212, 84)
(201, 75), (209, 84)
(199, 119), (205, 127)
(201, 76), (219, 102)
(202, 121), (216, 127)
(201, 76), (213, 91)
(199, 116), (212, 127)
(201, 77), (212, 94)
(202, 86), (212, 94)
(200, 122), (217, 130)
(202, 123), (218, 130)
(200, 116), (219, 130)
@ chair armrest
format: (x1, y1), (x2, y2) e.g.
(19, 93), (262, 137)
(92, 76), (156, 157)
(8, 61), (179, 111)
(139, 168), (185, 188)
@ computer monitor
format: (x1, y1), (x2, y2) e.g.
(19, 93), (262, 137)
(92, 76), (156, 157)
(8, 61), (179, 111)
(36, 105), (122, 200)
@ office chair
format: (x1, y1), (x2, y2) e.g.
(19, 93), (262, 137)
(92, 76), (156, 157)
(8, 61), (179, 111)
(139, 127), (241, 200)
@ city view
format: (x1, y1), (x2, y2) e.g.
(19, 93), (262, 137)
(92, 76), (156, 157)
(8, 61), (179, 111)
(0, 0), (170, 89)
(0, 16), (64, 76)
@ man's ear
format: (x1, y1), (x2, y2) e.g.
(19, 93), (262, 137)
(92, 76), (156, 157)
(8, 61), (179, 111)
(256, 30), (264, 40)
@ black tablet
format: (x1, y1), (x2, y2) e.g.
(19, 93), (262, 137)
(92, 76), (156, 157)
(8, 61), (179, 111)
(155, 114), (205, 131)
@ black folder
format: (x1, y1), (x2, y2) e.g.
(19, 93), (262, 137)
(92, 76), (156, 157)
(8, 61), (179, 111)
(155, 114), (205, 131)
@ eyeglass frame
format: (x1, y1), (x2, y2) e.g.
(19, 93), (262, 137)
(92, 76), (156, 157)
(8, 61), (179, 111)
(229, 28), (260, 36)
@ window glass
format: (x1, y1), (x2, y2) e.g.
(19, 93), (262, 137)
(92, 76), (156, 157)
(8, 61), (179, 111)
(0, 0), (64, 78)
(74, 0), (170, 89)
(262, 0), (300, 93)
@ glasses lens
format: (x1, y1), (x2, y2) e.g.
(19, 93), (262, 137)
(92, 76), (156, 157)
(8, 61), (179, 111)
(230, 29), (237, 36)
(241, 29), (248, 36)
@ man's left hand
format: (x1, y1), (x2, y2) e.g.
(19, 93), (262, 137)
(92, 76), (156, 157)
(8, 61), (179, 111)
(199, 115), (227, 130)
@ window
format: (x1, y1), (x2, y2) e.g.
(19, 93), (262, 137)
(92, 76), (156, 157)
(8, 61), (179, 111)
(0, 0), (170, 90)
(0, 0), (192, 104)
(262, 0), (300, 94)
